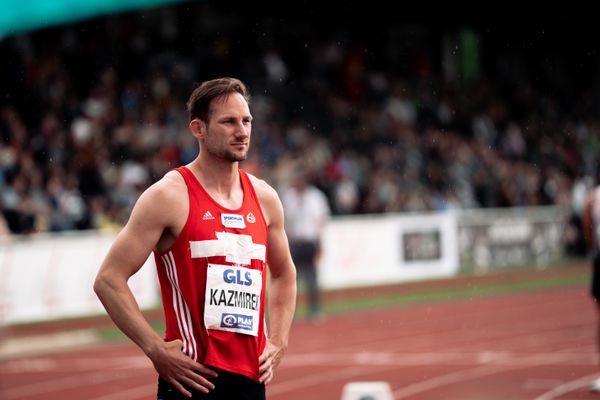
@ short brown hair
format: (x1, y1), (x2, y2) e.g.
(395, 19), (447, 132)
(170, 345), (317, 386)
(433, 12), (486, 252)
(186, 77), (250, 122)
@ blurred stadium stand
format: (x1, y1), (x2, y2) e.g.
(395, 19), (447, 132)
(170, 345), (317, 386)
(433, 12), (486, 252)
(0, 3), (598, 260)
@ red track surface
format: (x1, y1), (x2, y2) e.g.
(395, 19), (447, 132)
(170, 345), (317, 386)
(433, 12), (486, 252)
(0, 282), (597, 399)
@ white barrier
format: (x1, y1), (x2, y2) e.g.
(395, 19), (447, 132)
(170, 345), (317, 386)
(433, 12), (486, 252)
(341, 381), (393, 400)
(0, 231), (158, 325)
(317, 207), (564, 290)
(318, 212), (459, 290)
(457, 206), (563, 272)
(0, 206), (564, 324)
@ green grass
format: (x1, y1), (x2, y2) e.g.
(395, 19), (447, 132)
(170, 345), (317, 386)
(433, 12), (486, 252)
(97, 319), (166, 342)
(296, 271), (589, 317)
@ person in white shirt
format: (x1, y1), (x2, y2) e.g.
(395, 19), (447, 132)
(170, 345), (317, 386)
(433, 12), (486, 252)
(281, 169), (330, 319)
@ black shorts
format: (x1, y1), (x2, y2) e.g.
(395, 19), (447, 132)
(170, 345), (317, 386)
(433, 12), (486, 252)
(157, 370), (265, 400)
(592, 253), (600, 301)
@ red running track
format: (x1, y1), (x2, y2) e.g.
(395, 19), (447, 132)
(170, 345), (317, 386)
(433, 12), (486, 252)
(0, 285), (597, 400)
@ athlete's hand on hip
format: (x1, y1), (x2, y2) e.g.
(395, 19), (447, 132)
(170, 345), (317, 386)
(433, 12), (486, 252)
(259, 339), (286, 384)
(148, 339), (218, 398)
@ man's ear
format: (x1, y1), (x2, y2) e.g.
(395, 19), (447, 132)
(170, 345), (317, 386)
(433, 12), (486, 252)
(189, 119), (206, 139)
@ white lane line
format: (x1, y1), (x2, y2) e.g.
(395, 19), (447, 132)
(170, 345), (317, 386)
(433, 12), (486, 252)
(0, 370), (144, 399)
(392, 364), (513, 399)
(533, 373), (600, 400)
(0, 355), (151, 373)
(289, 304), (590, 358)
(0, 329), (99, 359)
(389, 345), (592, 399)
(268, 365), (382, 396)
(280, 351), (594, 367)
(523, 378), (566, 390)
(269, 349), (593, 398)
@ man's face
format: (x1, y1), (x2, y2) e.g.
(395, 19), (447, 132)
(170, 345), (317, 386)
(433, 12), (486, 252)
(203, 93), (252, 162)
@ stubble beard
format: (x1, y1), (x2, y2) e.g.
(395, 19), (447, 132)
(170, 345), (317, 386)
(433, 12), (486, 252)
(221, 149), (247, 162)
(204, 140), (248, 162)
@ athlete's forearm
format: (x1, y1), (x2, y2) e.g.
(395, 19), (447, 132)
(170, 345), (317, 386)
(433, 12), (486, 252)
(94, 274), (164, 356)
(267, 268), (296, 347)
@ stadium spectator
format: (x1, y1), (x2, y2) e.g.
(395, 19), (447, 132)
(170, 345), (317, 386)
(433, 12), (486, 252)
(281, 163), (331, 319)
(94, 77), (296, 399)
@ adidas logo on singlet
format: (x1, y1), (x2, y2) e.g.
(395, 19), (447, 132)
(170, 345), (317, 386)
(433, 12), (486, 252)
(202, 211), (215, 220)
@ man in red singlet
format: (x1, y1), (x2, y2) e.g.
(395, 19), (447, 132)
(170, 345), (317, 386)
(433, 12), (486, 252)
(94, 77), (297, 399)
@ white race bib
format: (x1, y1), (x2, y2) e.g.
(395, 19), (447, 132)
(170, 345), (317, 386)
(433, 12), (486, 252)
(204, 263), (262, 336)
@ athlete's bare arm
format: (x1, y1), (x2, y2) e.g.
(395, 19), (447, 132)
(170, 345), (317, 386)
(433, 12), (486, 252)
(250, 175), (297, 384)
(94, 171), (217, 397)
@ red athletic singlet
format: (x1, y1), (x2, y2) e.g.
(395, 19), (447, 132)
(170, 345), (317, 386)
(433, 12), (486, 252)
(154, 166), (268, 381)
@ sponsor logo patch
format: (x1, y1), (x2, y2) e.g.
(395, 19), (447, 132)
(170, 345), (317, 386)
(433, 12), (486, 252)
(246, 212), (256, 223)
(202, 211), (215, 220)
(221, 213), (246, 229)
(220, 313), (254, 331)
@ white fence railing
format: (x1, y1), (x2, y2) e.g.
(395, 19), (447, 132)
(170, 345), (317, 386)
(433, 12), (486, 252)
(318, 206), (564, 290)
(0, 206), (565, 324)
(0, 231), (158, 325)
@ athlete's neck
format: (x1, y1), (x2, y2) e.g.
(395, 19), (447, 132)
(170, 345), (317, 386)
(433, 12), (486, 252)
(188, 157), (242, 207)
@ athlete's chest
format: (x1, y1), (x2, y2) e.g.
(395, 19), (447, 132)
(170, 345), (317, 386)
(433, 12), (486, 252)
(185, 196), (266, 263)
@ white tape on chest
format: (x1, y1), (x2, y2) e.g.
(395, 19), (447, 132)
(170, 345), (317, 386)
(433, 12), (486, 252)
(190, 232), (266, 265)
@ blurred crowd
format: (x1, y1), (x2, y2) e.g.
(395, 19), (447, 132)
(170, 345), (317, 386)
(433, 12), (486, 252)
(1, 4), (599, 255)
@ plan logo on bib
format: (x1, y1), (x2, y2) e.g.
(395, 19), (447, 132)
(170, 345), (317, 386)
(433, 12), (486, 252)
(220, 313), (253, 332)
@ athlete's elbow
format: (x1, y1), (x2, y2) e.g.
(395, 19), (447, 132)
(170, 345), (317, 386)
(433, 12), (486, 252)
(272, 264), (296, 283)
(93, 269), (116, 300)
(93, 273), (107, 299)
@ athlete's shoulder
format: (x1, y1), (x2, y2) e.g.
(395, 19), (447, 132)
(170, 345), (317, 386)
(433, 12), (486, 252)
(245, 171), (279, 200)
(123, 169), (188, 231)
(244, 171), (282, 226)
(138, 169), (186, 208)
(159, 169), (186, 188)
